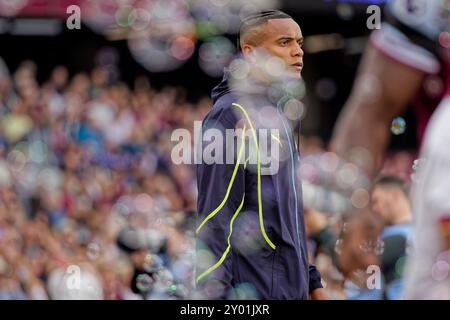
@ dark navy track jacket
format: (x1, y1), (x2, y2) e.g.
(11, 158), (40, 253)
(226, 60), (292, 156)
(196, 68), (322, 299)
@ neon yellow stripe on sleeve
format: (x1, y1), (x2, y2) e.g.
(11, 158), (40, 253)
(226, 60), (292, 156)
(232, 103), (276, 250)
(196, 124), (247, 235)
(196, 193), (245, 283)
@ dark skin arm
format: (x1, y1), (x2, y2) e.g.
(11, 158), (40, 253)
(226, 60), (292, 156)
(331, 44), (425, 180)
(329, 44), (426, 276)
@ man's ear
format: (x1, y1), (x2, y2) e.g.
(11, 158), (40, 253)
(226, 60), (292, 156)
(241, 44), (254, 56)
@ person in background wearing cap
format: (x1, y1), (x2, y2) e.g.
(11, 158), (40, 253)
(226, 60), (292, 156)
(195, 10), (327, 300)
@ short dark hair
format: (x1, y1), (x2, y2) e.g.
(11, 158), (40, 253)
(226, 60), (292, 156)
(374, 175), (409, 196)
(237, 10), (292, 50)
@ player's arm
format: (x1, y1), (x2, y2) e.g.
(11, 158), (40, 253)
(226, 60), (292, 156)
(329, 43), (426, 276)
(330, 43), (426, 181)
(195, 108), (246, 298)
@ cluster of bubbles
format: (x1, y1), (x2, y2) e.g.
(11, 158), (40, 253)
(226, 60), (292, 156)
(300, 150), (372, 214)
(229, 54), (293, 89)
(214, 49), (311, 175)
(134, 251), (194, 299)
(109, 188), (197, 300)
(190, 0), (279, 35)
(111, 202), (196, 300)
(228, 52), (307, 119)
(127, 0), (197, 73)
(112, 193), (169, 222)
(194, 219), (268, 299)
(79, 0), (279, 74)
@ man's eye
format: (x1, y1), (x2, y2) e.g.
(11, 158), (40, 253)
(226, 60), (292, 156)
(280, 40), (289, 46)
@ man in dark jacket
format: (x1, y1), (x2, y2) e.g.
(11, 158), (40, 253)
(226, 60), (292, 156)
(195, 10), (326, 300)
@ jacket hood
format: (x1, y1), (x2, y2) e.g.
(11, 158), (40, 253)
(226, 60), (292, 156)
(211, 67), (233, 104)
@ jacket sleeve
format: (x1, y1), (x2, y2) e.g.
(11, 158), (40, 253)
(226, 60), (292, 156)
(308, 264), (323, 293)
(195, 106), (246, 299)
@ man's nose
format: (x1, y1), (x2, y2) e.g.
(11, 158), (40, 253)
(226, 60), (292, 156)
(292, 43), (303, 57)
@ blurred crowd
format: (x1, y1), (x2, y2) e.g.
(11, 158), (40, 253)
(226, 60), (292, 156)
(300, 136), (415, 300)
(0, 58), (212, 299)
(0, 57), (417, 300)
